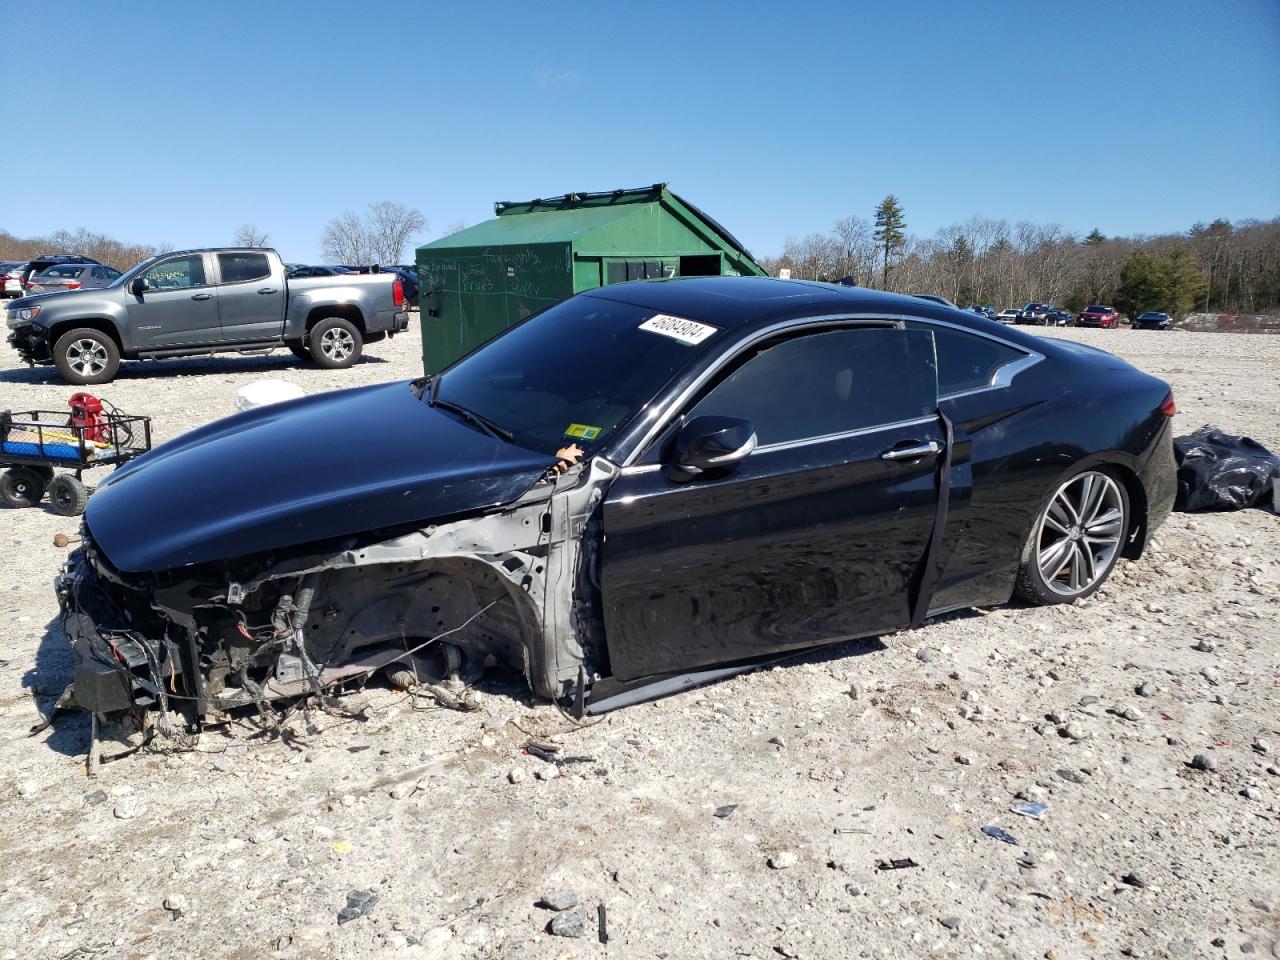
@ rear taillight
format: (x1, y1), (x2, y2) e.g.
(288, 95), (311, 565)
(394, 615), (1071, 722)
(1160, 391), (1177, 416)
(66, 282), (81, 289)
(392, 277), (404, 307)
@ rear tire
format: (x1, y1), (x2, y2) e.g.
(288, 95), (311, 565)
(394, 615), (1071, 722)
(53, 328), (120, 385)
(1, 467), (48, 507)
(1014, 468), (1129, 605)
(308, 317), (363, 369)
(47, 474), (90, 516)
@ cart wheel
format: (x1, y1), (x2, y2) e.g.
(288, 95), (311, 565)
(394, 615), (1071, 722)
(1, 467), (48, 508)
(47, 475), (90, 516)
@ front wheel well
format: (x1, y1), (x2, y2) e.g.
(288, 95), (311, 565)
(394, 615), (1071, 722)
(305, 305), (365, 336)
(46, 318), (124, 354)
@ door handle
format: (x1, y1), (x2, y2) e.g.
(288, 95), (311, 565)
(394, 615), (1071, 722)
(257, 287), (277, 294)
(190, 293), (213, 301)
(881, 440), (942, 462)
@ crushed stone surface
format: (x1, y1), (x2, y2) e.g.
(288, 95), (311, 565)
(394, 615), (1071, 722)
(0, 322), (1277, 959)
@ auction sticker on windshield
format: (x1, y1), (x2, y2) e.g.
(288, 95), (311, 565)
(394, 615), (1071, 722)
(563, 423), (602, 441)
(639, 314), (717, 346)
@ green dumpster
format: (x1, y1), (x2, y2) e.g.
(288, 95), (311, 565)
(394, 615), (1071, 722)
(415, 183), (765, 375)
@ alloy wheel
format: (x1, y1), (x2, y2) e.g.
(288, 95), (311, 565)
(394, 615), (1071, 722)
(320, 328), (355, 362)
(1035, 470), (1126, 597)
(67, 339), (109, 377)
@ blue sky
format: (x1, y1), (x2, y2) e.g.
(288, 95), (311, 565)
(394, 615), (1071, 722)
(3, 0), (1278, 263)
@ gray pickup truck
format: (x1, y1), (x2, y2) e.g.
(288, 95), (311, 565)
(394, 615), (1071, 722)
(4, 247), (409, 384)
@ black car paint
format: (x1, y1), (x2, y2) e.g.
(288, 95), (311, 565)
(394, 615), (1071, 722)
(66, 277), (1176, 718)
(86, 380), (551, 572)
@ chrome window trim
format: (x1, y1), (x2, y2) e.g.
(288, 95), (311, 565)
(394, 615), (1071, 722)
(619, 313), (904, 467)
(756, 414), (939, 455)
(618, 312), (1045, 468)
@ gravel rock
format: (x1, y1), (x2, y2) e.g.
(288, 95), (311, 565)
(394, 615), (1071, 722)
(1194, 638), (1217, 653)
(1241, 786), (1262, 801)
(1253, 738), (1272, 755)
(113, 795), (142, 820)
(84, 789), (108, 806)
(211, 755), (235, 773)
(548, 907), (587, 938)
(1120, 871), (1147, 888)
(1063, 722), (1090, 741)
(955, 753), (976, 765)
(507, 766), (527, 784)
(1118, 705), (1145, 721)
(915, 647), (935, 663)
(768, 851), (799, 869)
(17, 780), (39, 798)
(1135, 681), (1157, 697)
(535, 764), (560, 781)
(539, 889), (579, 911)
(940, 916), (962, 930)
(337, 889), (378, 924)
(1190, 753), (1217, 772)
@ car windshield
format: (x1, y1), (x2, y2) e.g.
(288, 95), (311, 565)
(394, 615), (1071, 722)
(39, 265), (85, 278)
(108, 255), (162, 288)
(1138, 312), (1163, 319)
(430, 294), (716, 455)
(1086, 305), (1109, 312)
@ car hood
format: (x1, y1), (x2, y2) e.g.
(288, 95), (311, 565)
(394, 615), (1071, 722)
(7, 290), (92, 309)
(86, 381), (552, 572)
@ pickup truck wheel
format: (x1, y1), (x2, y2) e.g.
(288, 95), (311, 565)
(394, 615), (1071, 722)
(287, 342), (312, 363)
(47, 475), (90, 516)
(1, 467), (48, 508)
(309, 317), (363, 369)
(53, 328), (120, 385)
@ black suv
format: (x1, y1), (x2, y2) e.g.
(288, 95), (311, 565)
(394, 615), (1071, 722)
(17, 254), (100, 294)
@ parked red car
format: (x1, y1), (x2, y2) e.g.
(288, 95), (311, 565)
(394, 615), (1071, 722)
(1076, 305), (1119, 328)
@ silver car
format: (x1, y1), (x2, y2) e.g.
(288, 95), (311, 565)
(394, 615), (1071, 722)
(0, 261), (27, 298)
(27, 263), (122, 294)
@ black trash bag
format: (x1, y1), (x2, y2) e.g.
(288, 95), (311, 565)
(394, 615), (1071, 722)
(1173, 426), (1280, 512)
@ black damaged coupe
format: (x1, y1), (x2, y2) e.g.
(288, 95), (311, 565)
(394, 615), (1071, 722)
(60, 277), (1177, 729)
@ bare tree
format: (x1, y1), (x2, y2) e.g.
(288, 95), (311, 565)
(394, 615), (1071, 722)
(439, 220), (469, 238)
(234, 224), (270, 247)
(320, 202), (427, 265)
(320, 211), (375, 265)
(368, 201), (427, 264)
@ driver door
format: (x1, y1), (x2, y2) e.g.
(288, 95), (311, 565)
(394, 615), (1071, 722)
(125, 253), (221, 347)
(600, 326), (945, 682)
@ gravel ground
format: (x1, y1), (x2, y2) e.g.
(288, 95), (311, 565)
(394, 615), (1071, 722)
(0, 321), (1277, 960)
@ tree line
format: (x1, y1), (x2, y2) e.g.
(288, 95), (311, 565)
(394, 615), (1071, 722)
(0, 227), (164, 274)
(761, 197), (1280, 318)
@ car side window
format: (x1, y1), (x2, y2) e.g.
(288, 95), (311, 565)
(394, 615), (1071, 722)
(684, 327), (938, 447)
(143, 255), (206, 290)
(218, 252), (271, 284)
(906, 322), (1025, 395)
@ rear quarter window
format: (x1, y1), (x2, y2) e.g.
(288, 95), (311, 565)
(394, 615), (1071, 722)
(907, 322), (1027, 395)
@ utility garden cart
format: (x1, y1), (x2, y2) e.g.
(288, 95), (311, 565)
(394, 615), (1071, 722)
(1, 395), (152, 516)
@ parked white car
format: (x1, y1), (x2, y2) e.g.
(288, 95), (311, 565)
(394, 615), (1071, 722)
(996, 309), (1021, 324)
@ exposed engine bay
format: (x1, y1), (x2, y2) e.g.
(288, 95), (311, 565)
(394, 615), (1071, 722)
(56, 459), (618, 745)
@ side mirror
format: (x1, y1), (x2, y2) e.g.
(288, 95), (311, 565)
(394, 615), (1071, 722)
(668, 415), (756, 480)
(130, 277), (150, 296)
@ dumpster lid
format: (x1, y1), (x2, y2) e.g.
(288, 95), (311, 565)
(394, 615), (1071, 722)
(492, 183), (756, 263)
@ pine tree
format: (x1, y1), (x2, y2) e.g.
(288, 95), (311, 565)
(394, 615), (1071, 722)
(873, 195), (906, 289)
(1084, 228), (1106, 245)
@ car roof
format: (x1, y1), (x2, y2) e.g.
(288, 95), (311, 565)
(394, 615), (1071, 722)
(580, 276), (1050, 350)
